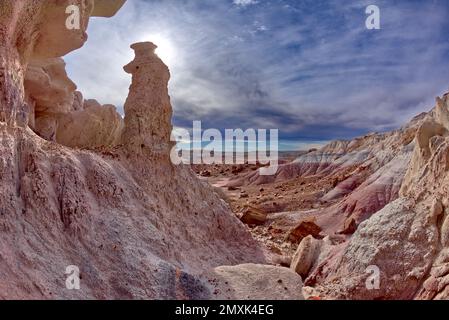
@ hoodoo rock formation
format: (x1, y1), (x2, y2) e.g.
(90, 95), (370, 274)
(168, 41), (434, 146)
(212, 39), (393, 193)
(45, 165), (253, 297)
(0, 0), (308, 300)
(122, 42), (174, 158)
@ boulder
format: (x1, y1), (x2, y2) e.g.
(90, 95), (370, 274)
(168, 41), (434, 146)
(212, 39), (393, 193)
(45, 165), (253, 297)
(315, 199), (439, 300)
(290, 235), (322, 278)
(56, 102), (124, 149)
(205, 264), (304, 300)
(286, 219), (322, 244)
(240, 207), (267, 226)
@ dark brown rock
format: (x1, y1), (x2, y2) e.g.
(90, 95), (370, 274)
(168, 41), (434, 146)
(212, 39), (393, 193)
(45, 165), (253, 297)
(286, 219), (323, 243)
(240, 207), (267, 226)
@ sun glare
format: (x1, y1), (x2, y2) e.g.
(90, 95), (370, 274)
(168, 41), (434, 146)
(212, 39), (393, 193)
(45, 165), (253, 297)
(142, 34), (176, 67)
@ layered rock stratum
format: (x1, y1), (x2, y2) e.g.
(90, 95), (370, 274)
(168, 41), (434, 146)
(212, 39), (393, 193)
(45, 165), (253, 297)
(223, 92), (449, 300)
(299, 95), (449, 300)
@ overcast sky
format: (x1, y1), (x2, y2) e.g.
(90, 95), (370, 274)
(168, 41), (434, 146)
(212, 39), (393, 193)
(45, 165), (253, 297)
(65, 0), (449, 150)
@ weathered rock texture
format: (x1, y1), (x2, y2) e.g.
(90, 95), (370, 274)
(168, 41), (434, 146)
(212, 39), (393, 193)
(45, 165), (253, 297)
(56, 97), (124, 149)
(204, 264), (304, 300)
(1, 0), (124, 147)
(306, 93), (449, 300)
(23, 56), (124, 148)
(224, 88), (449, 300)
(25, 58), (76, 118)
(0, 0), (117, 126)
(0, 123), (267, 299)
(91, 0), (126, 17)
(0, 0), (283, 300)
(290, 235), (322, 279)
(122, 42), (174, 158)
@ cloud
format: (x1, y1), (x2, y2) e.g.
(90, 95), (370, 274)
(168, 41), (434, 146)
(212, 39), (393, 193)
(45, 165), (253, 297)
(233, 0), (259, 7)
(64, 0), (449, 150)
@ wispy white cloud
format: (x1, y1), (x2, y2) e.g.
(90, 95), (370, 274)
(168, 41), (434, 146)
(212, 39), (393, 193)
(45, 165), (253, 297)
(233, 0), (259, 7)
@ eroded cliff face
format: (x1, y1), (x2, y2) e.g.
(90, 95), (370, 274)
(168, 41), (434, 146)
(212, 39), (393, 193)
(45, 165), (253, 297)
(0, 0), (37, 126)
(223, 89), (449, 300)
(23, 57), (124, 148)
(302, 94), (449, 300)
(400, 94), (449, 300)
(0, 0), (125, 144)
(0, 0), (105, 126)
(0, 0), (292, 300)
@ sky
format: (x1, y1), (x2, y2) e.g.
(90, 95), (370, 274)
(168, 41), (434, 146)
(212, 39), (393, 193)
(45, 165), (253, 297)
(65, 0), (449, 151)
